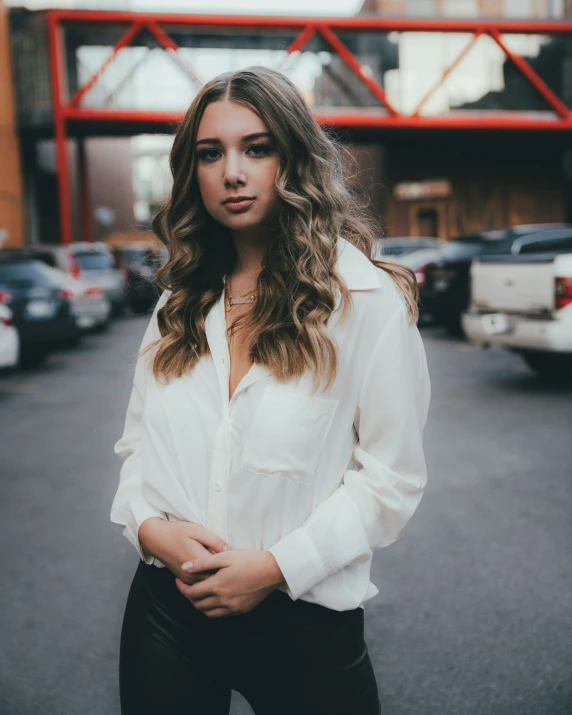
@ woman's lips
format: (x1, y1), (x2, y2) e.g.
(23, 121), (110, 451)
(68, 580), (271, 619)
(223, 198), (256, 212)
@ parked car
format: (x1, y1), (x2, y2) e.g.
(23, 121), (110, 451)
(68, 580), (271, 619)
(111, 243), (165, 314)
(0, 253), (79, 365)
(0, 302), (19, 370)
(462, 233), (572, 379)
(398, 247), (444, 323)
(423, 224), (571, 334)
(40, 265), (111, 334)
(23, 242), (127, 317)
(375, 237), (441, 260)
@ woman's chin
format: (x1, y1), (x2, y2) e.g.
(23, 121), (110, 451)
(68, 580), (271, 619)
(219, 214), (270, 233)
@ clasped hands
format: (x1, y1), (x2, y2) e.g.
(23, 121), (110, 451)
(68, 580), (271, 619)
(138, 518), (286, 619)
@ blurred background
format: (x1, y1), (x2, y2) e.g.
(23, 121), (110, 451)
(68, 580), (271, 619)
(0, 1), (571, 714)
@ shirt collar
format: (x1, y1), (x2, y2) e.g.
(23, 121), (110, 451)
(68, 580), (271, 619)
(333, 237), (381, 310)
(206, 237), (380, 401)
(214, 237), (378, 332)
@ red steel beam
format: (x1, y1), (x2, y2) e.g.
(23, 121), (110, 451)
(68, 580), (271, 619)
(275, 24), (316, 71)
(52, 10), (572, 128)
(64, 107), (183, 123)
(145, 20), (202, 86)
(317, 24), (398, 116)
(47, 10), (572, 35)
(63, 106), (572, 131)
(488, 28), (571, 119)
(45, 10), (572, 247)
(70, 20), (144, 108)
(411, 30), (483, 117)
(314, 112), (572, 130)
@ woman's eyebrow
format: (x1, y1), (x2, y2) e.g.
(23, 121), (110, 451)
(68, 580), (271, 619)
(195, 132), (272, 146)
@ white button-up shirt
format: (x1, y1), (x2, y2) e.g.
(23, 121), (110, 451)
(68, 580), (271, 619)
(111, 238), (431, 612)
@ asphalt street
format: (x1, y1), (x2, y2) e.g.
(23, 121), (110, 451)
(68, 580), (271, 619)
(0, 312), (570, 715)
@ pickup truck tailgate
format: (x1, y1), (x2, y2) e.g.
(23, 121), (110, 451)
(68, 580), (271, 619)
(471, 257), (555, 314)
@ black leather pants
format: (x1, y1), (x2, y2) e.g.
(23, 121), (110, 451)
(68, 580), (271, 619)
(119, 560), (381, 715)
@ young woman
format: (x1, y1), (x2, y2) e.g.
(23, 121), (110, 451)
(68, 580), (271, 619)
(111, 65), (430, 715)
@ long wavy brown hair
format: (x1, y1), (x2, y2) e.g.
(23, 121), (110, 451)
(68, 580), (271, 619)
(144, 65), (418, 392)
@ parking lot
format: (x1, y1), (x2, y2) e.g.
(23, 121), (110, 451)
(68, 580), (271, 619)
(1, 313), (570, 715)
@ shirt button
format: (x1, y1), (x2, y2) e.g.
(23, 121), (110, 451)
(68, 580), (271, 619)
(212, 481), (222, 492)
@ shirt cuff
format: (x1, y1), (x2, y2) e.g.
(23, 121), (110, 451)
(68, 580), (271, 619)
(267, 527), (329, 601)
(267, 486), (373, 601)
(128, 496), (167, 565)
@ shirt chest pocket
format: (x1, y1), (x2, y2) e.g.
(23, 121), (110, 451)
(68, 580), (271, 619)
(240, 384), (339, 485)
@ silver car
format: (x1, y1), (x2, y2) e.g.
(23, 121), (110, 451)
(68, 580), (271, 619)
(26, 242), (127, 317)
(40, 265), (111, 332)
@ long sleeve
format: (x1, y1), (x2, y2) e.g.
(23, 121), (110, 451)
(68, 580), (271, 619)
(268, 297), (431, 601)
(110, 290), (171, 565)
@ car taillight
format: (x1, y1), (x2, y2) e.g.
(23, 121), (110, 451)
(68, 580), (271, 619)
(85, 286), (104, 297)
(0, 290), (12, 304)
(1, 315), (13, 327)
(60, 287), (76, 299)
(555, 276), (572, 310)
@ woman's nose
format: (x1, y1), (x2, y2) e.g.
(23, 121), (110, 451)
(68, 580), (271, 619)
(223, 153), (246, 186)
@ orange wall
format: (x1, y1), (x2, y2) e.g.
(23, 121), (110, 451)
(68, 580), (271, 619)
(0, 0), (25, 248)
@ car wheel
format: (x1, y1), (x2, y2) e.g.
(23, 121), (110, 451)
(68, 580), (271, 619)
(520, 351), (572, 381)
(60, 333), (82, 349)
(93, 317), (111, 333)
(111, 301), (126, 318)
(19, 347), (49, 368)
(444, 316), (465, 337)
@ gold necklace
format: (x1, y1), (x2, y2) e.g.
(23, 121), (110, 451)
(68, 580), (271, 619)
(224, 274), (257, 312)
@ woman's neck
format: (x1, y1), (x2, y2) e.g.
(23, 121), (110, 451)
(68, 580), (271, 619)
(231, 227), (274, 277)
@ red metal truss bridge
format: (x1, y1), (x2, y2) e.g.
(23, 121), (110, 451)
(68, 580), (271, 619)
(45, 9), (572, 243)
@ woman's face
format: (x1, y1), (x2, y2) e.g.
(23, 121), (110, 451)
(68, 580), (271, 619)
(195, 101), (280, 235)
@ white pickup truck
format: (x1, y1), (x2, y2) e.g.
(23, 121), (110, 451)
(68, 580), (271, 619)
(462, 251), (572, 379)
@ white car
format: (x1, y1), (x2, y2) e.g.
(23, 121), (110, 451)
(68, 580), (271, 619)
(463, 250), (572, 379)
(0, 302), (19, 369)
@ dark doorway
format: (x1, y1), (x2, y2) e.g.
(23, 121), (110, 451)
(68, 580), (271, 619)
(417, 208), (439, 237)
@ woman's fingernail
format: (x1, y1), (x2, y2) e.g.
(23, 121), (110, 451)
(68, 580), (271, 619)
(182, 561), (194, 571)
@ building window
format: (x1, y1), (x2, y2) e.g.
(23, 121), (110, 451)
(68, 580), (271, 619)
(405, 0), (436, 15)
(504, 0), (534, 17)
(442, 0), (478, 16)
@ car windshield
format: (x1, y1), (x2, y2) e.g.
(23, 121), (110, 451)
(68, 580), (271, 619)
(74, 251), (114, 270)
(36, 264), (74, 286)
(377, 244), (423, 258)
(120, 248), (147, 265)
(519, 236), (572, 254)
(400, 249), (442, 269)
(0, 260), (56, 286)
(481, 237), (519, 255)
(440, 241), (488, 260)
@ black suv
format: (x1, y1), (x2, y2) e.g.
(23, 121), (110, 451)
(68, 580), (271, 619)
(0, 252), (79, 365)
(424, 224), (572, 333)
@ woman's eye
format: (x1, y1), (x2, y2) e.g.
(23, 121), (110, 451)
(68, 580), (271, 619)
(197, 148), (220, 161)
(247, 143), (272, 157)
